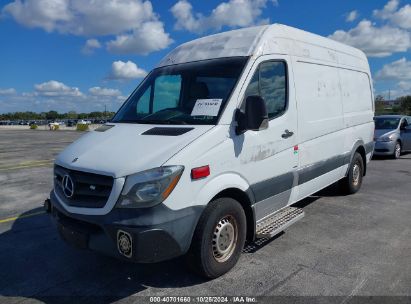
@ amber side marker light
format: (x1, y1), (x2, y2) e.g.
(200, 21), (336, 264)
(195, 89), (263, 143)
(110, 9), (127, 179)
(191, 165), (210, 180)
(162, 173), (182, 200)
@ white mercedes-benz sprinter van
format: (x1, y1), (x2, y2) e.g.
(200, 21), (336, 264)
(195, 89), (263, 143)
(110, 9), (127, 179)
(48, 24), (375, 278)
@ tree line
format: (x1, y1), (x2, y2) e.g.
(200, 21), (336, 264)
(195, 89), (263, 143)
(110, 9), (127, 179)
(0, 111), (116, 121)
(1, 96), (411, 121)
(374, 95), (411, 116)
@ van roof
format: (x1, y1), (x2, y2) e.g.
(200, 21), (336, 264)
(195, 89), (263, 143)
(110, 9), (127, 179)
(158, 24), (369, 71)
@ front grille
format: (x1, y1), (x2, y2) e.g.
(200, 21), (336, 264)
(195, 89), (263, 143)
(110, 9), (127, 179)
(54, 165), (114, 208)
(375, 148), (389, 152)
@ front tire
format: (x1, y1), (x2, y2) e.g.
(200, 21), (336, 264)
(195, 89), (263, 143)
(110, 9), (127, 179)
(340, 152), (364, 194)
(393, 141), (401, 159)
(187, 197), (246, 279)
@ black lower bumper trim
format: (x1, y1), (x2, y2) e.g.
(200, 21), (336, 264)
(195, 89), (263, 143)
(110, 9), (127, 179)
(57, 222), (89, 249)
(50, 191), (204, 263)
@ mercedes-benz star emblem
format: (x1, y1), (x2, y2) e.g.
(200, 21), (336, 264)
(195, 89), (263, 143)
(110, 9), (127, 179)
(62, 174), (75, 198)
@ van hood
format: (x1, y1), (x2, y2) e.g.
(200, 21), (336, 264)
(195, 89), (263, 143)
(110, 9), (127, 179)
(55, 123), (214, 178)
(374, 129), (397, 139)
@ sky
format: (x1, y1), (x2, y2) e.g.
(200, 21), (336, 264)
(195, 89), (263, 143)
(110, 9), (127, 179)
(1, 0), (411, 114)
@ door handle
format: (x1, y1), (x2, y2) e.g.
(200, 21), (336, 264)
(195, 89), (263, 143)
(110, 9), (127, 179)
(281, 129), (294, 139)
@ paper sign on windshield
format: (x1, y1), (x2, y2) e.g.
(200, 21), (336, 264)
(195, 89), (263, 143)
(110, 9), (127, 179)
(191, 99), (222, 116)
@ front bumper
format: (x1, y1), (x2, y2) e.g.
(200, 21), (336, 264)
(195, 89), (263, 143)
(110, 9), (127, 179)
(49, 191), (203, 263)
(373, 141), (396, 155)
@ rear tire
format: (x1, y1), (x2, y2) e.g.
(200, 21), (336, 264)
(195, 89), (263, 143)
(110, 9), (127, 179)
(340, 152), (364, 194)
(186, 197), (246, 279)
(393, 141), (401, 159)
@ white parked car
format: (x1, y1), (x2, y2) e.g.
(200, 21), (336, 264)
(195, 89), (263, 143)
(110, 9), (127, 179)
(77, 120), (91, 125)
(48, 24), (375, 278)
(48, 122), (60, 130)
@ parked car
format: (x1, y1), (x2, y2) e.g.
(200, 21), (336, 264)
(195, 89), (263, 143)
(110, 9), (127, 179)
(77, 119), (91, 125)
(47, 24), (375, 278)
(48, 122), (60, 130)
(374, 115), (411, 158)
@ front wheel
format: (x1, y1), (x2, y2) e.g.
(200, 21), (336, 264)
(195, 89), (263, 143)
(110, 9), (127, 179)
(340, 152), (364, 194)
(186, 198), (246, 279)
(393, 141), (401, 159)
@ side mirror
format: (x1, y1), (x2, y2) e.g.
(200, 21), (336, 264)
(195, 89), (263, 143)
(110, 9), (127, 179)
(236, 95), (269, 135)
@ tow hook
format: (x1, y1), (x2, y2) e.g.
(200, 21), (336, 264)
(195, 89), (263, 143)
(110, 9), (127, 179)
(44, 198), (52, 213)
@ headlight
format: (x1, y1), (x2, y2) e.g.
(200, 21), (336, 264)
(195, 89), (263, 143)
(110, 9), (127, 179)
(116, 166), (184, 208)
(377, 134), (395, 142)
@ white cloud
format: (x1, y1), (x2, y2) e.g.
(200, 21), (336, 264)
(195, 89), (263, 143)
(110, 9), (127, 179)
(170, 0), (277, 33)
(398, 81), (411, 91)
(391, 4), (411, 29)
(329, 20), (411, 57)
(375, 58), (411, 80)
(89, 86), (121, 97)
(0, 88), (16, 95)
(374, 57), (411, 98)
(2, 0), (72, 32)
(376, 84), (411, 99)
(0, 83), (126, 113)
(0, 93), (124, 113)
(106, 21), (173, 55)
(108, 60), (147, 80)
(373, 0), (399, 20)
(3, 0), (152, 35)
(346, 10), (358, 22)
(374, 0), (411, 29)
(170, 0), (200, 32)
(375, 89), (403, 100)
(34, 80), (83, 97)
(82, 38), (101, 54)
(2, 0), (172, 55)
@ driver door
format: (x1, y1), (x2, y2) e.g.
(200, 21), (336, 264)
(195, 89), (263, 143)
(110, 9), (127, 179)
(236, 55), (299, 221)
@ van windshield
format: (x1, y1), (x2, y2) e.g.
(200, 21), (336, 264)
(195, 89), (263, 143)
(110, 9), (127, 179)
(112, 57), (248, 125)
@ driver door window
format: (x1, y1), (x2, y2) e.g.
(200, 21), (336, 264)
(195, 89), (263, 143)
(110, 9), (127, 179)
(243, 61), (287, 119)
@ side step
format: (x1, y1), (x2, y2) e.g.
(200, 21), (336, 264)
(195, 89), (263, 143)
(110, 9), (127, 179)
(256, 207), (304, 239)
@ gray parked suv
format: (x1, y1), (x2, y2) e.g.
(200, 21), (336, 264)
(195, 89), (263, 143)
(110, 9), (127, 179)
(374, 115), (411, 159)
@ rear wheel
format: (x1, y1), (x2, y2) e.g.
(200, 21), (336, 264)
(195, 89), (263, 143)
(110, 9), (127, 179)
(187, 197), (246, 279)
(340, 152), (364, 194)
(393, 141), (401, 159)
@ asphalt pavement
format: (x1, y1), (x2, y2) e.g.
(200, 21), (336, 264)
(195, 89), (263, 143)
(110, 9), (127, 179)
(0, 129), (410, 303)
